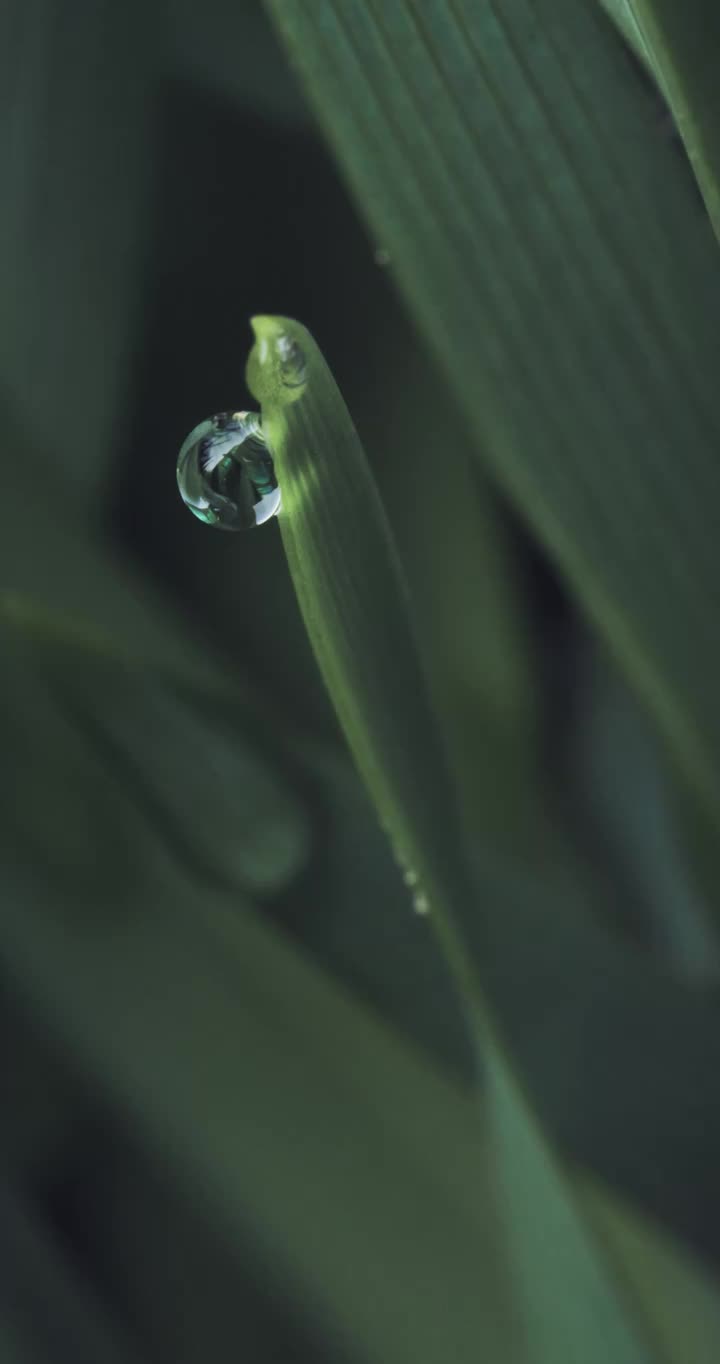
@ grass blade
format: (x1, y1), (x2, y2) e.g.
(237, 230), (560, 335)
(247, 314), (475, 935)
(247, 314), (674, 1363)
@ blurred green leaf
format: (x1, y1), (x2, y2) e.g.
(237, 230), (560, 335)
(622, 1), (720, 240)
(4, 830), (720, 1363)
(0, 618), (310, 900)
(566, 641), (718, 972)
(261, 0), (720, 839)
(68, 1127), (338, 1364)
(0, 1185), (143, 1364)
(0, 863), (526, 1364)
(84, 676), (310, 898)
(48, 644), (310, 898)
(0, 405), (239, 699)
(0, 638), (166, 900)
(581, 1178), (720, 1364)
(0, 3), (157, 502)
(598, 1), (655, 74)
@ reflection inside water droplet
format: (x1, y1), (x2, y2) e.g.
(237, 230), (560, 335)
(176, 410), (281, 530)
(276, 333), (307, 390)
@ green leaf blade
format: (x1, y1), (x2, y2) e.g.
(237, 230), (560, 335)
(248, 313), (474, 918)
(247, 312), (681, 1364)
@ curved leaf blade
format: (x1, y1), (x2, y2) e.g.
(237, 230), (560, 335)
(248, 314), (666, 1364)
(248, 314), (474, 926)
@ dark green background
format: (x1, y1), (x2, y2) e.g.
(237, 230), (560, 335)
(2, 3), (720, 1361)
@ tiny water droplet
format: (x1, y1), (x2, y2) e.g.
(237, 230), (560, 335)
(276, 332), (307, 390)
(176, 410), (281, 530)
(402, 867), (419, 888)
(412, 890), (431, 916)
(373, 246), (391, 267)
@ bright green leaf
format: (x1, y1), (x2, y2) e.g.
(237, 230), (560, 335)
(247, 313), (675, 1362)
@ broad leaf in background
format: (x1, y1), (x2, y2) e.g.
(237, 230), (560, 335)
(262, 0), (720, 846)
(0, 841), (527, 1364)
(1, 2), (158, 506)
(0, 1188), (143, 1364)
(6, 629), (310, 898)
(3, 780), (720, 1364)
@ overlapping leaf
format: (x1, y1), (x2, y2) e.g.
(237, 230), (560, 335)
(624, 0), (720, 240)
(3, 812), (717, 1364)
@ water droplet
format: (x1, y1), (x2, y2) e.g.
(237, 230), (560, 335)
(373, 246), (391, 267)
(412, 890), (431, 916)
(176, 410), (281, 530)
(276, 333), (307, 390)
(382, 831), (428, 915)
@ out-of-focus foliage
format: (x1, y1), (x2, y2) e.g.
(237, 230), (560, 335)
(603, 0), (720, 239)
(3, 2), (720, 1361)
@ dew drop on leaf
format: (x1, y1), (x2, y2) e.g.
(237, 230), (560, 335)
(176, 410), (281, 530)
(389, 844), (429, 913)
